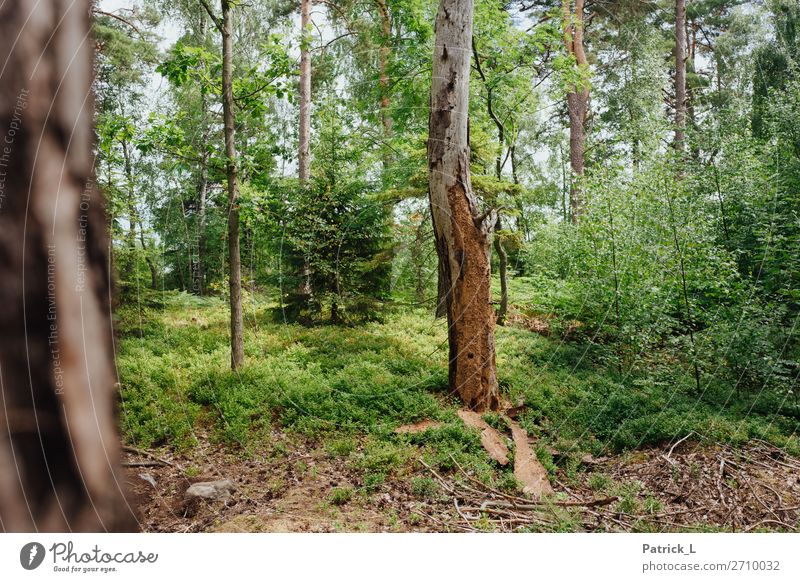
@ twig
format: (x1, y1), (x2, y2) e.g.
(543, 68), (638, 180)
(122, 460), (164, 467)
(122, 445), (176, 467)
(418, 459), (455, 493)
(667, 432), (695, 460)
(454, 498), (477, 527)
(744, 519), (797, 532)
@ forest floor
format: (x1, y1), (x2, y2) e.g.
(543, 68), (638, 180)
(116, 286), (800, 532)
(123, 432), (800, 533)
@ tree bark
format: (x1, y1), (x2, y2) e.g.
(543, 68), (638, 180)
(194, 155), (208, 295)
(138, 218), (158, 290)
(428, 0), (499, 412)
(299, 0), (312, 183)
(221, 0), (244, 369)
(674, 0), (687, 150)
(297, 0), (316, 310)
(494, 216), (508, 326)
(194, 19), (209, 296)
(121, 138), (137, 282)
(562, 0), (589, 223)
(0, 0), (132, 531)
(435, 251), (448, 319)
(376, 0), (393, 168)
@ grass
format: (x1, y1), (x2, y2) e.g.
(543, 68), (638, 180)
(116, 286), (800, 484)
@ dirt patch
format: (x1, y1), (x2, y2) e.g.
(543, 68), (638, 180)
(124, 432), (440, 533)
(125, 434), (800, 532)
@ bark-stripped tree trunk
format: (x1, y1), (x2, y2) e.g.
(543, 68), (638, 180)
(0, 0), (132, 532)
(562, 0), (589, 223)
(428, 0), (499, 412)
(674, 0), (687, 151)
(221, 0), (244, 369)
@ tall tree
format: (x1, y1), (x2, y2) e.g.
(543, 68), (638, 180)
(674, 0), (687, 150)
(376, 0), (394, 168)
(299, 0), (312, 182)
(0, 0), (131, 531)
(200, 0), (245, 369)
(562, 0), (589, 222)
(298, 0), (315, 309)
(428, 0), (499, 411)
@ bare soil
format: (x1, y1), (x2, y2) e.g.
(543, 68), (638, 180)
(124, 433), (800, 533)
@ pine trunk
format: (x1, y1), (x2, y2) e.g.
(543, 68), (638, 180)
(675, 0), (687, 150)
(428, 0), (499, 412)
(562, 0), (589, 223)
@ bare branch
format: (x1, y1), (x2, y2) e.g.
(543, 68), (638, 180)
(198, 0), (223, 33)
(93, 9), (142, 35)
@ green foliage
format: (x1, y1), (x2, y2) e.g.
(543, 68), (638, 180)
(329, 486), (355, 505)
(117, 289), (800, 460)
(104, 0), (800, 513)
(243, 98), (392, 324)
(410, 476), (439, 499)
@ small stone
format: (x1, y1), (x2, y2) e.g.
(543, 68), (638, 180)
(185, 479), (237, 502)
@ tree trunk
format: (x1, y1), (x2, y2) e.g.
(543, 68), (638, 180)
(299, 0), (311, 183)
(297, 0), (315, 310)
(510, 144), (529, 241)
(428, 0), (499, 412)
(138, 219), (158, 290)
(494, 216), (508, 326)
(562, 0), (589, 223)
(194, 26), (209, 296)
(194, 156), (208, 295)
(121, 138), (137, 282)
(413, 214), (428, 304)
(376, 0), (393, 168)
(221, 0), (244, 369)
(0, 0), (132, 531)
(435, 251), (448, 319)
(674, 0), (687, 150)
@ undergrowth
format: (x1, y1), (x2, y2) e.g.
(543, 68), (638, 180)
(116, 288), (800, 471)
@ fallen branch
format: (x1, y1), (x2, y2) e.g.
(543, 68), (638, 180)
(122, 445), (176, 468)
(122, 460), (164, 468)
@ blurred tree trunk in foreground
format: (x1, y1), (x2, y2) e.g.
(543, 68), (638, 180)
(0, 0), (132, 532)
